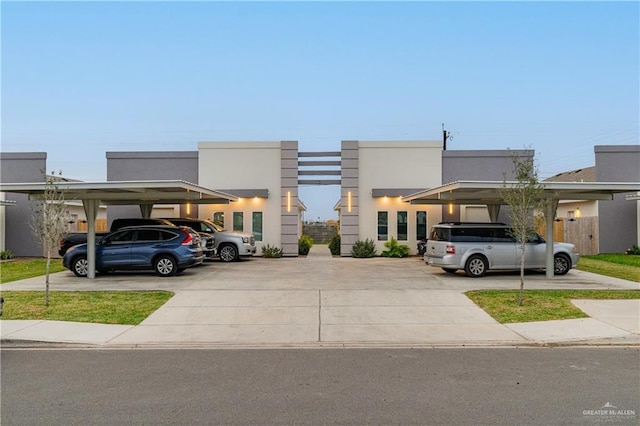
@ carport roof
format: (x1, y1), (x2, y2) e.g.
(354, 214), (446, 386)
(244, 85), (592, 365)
(0, 180), (238, 204)
(402, 181), (640, 205)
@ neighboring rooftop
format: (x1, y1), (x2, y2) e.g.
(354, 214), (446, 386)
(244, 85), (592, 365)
(545, 166), (596, 183)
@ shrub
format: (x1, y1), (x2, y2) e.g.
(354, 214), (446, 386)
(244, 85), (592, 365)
(351, 238), (377, 258)
(298, 235), (314, 256)
(381, 237), (410, 258)
(0, 250), (14, 260)
(328, 234), (341, 256)
(626, 245), (640, 255)
(261, 244), (283, 258)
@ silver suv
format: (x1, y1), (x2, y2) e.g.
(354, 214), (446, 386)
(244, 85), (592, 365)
(164, 218), (256, 262)
(424, 222), (579, 277)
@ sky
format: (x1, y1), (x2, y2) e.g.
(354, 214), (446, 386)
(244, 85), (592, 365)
(2, 1), (639, 221)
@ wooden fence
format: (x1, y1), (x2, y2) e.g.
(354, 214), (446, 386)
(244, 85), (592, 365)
(76, 219), (108, 233)
(538, 216), (598, 255)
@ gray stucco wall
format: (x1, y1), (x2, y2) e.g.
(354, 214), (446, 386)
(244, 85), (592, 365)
(442, 149), (533, 223)
(595, 145), (640, 253)
(0, 152), (47, 256)
(340, 141), (359, 256)
(281, 141), (299, 257)
(106, 151), (198, 226)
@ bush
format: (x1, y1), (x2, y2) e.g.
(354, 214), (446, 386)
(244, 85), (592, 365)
(298, 235), (314, 256)
(0, 250), (14, 260)
(351, 238), (377, 258)
(328, 234), (341, 256)
(626, 245), (640, 255)
(381, 237), (410, 258)
(261, 244), (283, 258)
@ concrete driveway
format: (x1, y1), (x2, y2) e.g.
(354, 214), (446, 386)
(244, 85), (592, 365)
(1, 246), (638, 347)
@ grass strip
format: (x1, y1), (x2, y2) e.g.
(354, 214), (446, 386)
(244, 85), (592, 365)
(465, 289), (640, 324)
(0, 258), (66, 284)
(0, 291), (174, 325)
(577, 256), (639, 282)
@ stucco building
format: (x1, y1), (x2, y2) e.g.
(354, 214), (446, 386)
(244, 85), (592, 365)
(1, 143), (639, 257)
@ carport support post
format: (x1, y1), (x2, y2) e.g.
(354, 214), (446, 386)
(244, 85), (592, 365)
(545, 200), (559, 279)
(82, 199), (100, 279)
(139, 204), (153, 219)
(487, 204), (501, 222)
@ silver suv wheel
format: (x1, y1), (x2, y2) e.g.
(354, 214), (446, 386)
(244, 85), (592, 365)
(219, 244), (238, 262)
(465, 255), (488, 278)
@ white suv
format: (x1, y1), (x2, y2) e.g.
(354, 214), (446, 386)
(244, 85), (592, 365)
(424, 222), (579, 277)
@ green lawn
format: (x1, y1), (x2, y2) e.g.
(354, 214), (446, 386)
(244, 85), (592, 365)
(0, 258), (65, 284)
(0, 291), (174, 325)
(577, 254), (640, 282)
(466, 289), (640, 324)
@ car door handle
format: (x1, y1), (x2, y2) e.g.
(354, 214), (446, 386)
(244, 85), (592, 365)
(486, 245), (493, 249)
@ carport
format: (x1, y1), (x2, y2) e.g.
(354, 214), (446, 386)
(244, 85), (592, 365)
(0, 180), (237, 278)
(402, 181), (640, 278)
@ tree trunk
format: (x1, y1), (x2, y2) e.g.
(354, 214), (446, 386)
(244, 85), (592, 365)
(45, 249), (51, 307)
(519, 242), (526, 306)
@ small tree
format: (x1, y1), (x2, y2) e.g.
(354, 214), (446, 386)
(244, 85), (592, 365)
(500, 154), (544, 306)
(30, 171), (70, 306)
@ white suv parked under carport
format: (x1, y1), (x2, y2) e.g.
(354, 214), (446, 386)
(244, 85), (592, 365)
(424, 222), (579, 277)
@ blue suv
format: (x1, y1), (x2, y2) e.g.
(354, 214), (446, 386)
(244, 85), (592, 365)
(63, 225), (204, 277)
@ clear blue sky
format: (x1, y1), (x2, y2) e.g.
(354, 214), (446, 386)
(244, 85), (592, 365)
(2, 1), (638, 221)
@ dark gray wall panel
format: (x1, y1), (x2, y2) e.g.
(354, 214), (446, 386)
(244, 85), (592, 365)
(442, 149), (533, 223)
(1, 152), (47, 256)
(106, 151), (198, 224)
(595, 145), (640, 253)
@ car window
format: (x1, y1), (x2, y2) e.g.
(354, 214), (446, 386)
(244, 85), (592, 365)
(159, 230), (178, 241)
(135, 229), (161, 241)
(430, 227), (450, 241)
(492, 228), (516, 243)
(451, 228), (488, 242)
(106, 230), (135, 243)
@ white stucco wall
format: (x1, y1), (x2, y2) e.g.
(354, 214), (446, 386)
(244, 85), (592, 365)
(198, 142), (282, 251)
(358, 141), (443, 254)
(555, 200), (598, 219)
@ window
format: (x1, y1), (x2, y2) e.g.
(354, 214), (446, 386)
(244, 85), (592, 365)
(416, 211), (427, 240)
(252, 212), (263, 242)
(397, 211), (407, 241)
(233, 212), (243, 232)
(377, 211), (388, 241)
(213, 212), (224, 228)
(135, 229), (160, 241)
(106, 230), (135, 244)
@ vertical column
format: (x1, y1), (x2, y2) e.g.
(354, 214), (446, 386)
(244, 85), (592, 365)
(281, 141), (299, 256)
(340, 140), (359, 256)
(83, 199), (99, 279)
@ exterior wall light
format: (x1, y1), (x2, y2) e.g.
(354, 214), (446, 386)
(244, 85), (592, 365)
(448, 203), (453, 214)
(348, 191), (352, 213)
(287, 191), (291, 212)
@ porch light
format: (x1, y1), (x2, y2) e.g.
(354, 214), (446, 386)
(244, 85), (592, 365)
(287, 191), (291, 212)
(448, 203), (453, 214)
(348, 191), (352, 213)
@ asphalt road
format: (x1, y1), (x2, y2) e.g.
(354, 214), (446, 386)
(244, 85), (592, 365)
(2, 348), (639, 425)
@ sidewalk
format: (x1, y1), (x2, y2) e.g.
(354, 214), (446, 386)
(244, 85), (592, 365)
(1, 245), (639, 348)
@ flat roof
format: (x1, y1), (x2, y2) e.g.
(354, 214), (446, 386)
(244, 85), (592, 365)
(402, 181), (640, 205)
(0, 180), (238, 205)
